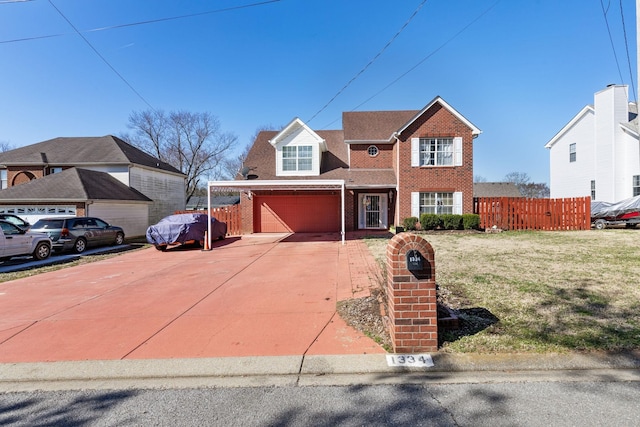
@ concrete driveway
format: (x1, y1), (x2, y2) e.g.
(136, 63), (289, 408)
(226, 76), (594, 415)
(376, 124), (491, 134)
(0, 233), (387, 363)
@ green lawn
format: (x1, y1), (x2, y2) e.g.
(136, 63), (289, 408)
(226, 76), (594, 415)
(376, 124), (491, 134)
(363, 230), (640, 353)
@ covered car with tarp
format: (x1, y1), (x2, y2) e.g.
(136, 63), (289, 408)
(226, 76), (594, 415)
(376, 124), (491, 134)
(146, 213), (227, 250)
(591, 195), (640, 229)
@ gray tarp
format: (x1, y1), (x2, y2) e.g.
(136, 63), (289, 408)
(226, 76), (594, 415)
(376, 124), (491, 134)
(591, 195), (640, 219)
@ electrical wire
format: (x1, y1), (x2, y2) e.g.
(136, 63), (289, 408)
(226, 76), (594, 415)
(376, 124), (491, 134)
(599, 0), (625, 87)
(618, 0), (637, 105)
(1, 0), (281, 44)
(47, 0), (155, 110)
(318, 0), (501, 129)
(306, 0), (428, 124)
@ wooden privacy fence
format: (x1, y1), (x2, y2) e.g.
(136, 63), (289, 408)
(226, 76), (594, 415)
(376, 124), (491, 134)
(175, 204), (242, 236)
(474, 197), (591, 231)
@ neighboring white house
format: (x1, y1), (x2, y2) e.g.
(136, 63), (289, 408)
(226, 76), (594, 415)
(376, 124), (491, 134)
(545, 84), (640, 203)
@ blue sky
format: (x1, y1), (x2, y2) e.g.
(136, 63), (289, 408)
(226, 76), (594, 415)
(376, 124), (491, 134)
(1, 0), (637, 184)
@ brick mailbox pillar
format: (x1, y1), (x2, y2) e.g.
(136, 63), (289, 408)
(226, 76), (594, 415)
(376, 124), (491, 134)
(385, 233), (438, 353)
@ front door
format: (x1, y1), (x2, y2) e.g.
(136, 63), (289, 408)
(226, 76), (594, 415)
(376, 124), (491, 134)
(359, 194), (388, 229)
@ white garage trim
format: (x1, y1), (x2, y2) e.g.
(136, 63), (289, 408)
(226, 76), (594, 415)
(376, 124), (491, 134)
(207, 179), (346, 246)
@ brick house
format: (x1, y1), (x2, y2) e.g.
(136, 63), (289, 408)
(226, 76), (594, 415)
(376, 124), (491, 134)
(209, 96), (481, 237)
(0, 135), (186, 237)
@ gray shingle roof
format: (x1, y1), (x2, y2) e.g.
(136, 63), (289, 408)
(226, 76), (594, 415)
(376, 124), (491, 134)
(343, 110), (418, 141)
(0, 135), (183, 175)
(0, 168), (152, 202)
(473, 182), (522, 197)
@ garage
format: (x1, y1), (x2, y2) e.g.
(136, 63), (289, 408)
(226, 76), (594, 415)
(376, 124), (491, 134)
(207, 179), (346, 244)
(254, 193), (341, 232)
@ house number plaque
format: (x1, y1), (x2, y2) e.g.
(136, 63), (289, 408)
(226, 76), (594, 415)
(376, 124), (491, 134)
(406, 249), (424, 271)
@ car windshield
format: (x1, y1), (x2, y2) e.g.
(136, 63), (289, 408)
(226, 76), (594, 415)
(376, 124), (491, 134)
(32, 219), (65, 229)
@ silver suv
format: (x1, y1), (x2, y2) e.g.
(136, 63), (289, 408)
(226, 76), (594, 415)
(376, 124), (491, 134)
(0, 220), (51, 261)
(30, 217), (125, 253)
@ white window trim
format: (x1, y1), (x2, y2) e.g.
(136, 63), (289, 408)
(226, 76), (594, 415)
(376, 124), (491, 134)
(411, 137), (462, 167)
(410, 191), (463, 215)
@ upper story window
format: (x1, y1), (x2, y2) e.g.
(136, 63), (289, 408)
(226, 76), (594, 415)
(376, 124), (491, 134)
(569, 143), (576, 162)
(591, 180), (596, 200)
(0, 169), (6, 189)
(411, 137), (462, 167)
(282, 145), (312, 171)
(633, 175), (640, 197)
(420, 138), (453, 166)
(367, 145), (379, 157)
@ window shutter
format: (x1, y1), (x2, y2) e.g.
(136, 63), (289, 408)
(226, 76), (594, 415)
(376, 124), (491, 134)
(411, 138), (419, 167)
(453, 137), (463, 166)
(411, 192), (420, 218)
(453, 191), (463, 214)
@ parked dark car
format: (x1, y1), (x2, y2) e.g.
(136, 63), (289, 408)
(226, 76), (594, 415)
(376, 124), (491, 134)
(146, 213), (227, 251)
(0, 220), (51, 261)
(29, 217), (125, 253)
(0, 214), (31, 230)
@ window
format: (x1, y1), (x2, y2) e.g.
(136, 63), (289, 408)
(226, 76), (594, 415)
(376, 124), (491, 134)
(0, 169), (6, 189)
(633, 175), (640, 197)
(367, 145), (379, 157)
(591, 180), (596, 200)
(569, 143), (576, 162)
(420, 192), (454, 214)
(420, 138), (453, 166)
(282, 146), (312, 171)
(411, 137), (462, 167)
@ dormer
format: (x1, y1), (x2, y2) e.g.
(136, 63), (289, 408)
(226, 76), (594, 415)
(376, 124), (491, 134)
(270, 118), (327, 176)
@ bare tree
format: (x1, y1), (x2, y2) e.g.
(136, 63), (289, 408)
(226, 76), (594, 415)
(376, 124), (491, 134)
(474, 175), (487, 182)
(503, 171), (550, 198)
(503, 171), (531, 187)
(222, 124), (281, 180)
(0, 141), (15, 153)
(124, 109), (237, 203)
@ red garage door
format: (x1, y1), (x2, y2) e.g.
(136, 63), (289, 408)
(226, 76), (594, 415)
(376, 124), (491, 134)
(254, 194), (341, 233)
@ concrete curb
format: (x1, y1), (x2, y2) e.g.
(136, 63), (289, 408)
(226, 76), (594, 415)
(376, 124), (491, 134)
(1, 351), (639, 392)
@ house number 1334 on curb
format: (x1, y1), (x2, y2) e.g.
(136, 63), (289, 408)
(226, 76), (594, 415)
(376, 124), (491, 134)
(386, 354), (434, 367)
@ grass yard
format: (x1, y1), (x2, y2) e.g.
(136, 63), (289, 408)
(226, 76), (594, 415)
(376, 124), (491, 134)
(363, 229), (640, 354)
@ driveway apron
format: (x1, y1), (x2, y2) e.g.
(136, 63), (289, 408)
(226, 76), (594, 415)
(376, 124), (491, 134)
(0, 233), (385, 363)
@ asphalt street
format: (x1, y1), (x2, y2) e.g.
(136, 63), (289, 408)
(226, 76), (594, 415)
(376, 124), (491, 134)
(2, 379), (640, 426)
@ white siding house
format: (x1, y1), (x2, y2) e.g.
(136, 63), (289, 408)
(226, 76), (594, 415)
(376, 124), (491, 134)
(545, 85), (640, 203)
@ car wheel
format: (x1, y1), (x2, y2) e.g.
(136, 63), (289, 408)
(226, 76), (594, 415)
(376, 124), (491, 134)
(74, 238), (87, 253)
(114, 232), (125, 245)
(594, 219), (607, 230)
(33, 242), (51, 260)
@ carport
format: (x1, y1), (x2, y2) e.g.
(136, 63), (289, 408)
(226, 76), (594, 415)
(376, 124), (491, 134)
(206, 179), (346, 245)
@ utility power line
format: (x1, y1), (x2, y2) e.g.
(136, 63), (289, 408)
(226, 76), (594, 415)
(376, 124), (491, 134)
(47, 0), (154, 110)
(1, 0), (280, 44)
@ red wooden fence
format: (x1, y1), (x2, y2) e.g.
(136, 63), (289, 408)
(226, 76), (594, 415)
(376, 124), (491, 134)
(473, 197), (591, 231)
(175, 204), (242, 236)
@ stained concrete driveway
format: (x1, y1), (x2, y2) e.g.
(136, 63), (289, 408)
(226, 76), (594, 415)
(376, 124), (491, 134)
(0, 233), (386, 363)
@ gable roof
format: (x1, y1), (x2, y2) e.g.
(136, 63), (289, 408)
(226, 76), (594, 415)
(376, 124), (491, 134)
(396, 96), (482, 139)
(0, 135), (183, 175)
(269, 118), (328, 151)
(0, 168), (152, 202)
(544, 105), (595, 149)
(473, 182), (522, 197)
(342, 96), (481, 143)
